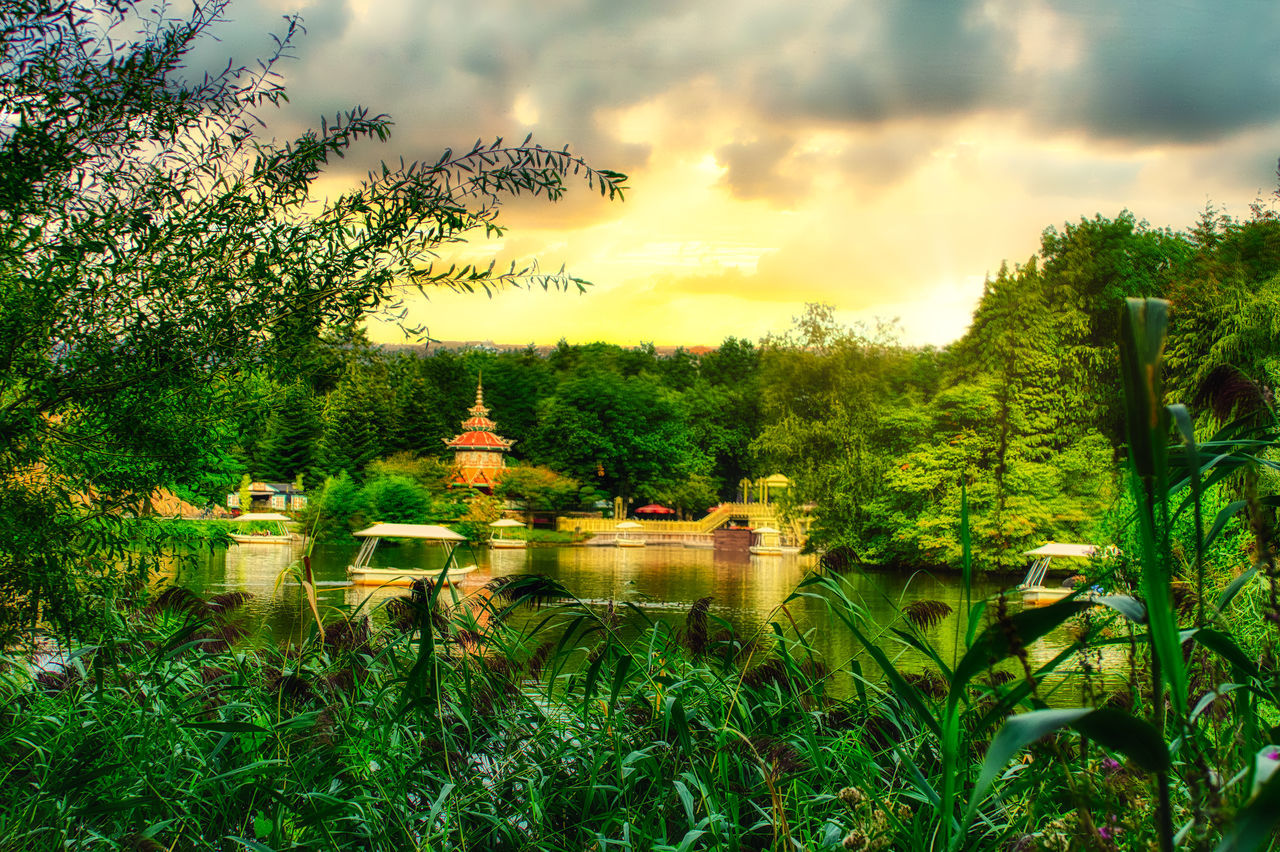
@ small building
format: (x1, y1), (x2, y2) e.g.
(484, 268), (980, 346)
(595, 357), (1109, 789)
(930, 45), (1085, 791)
(443, 378), (515, 492)
(227, 481), (307, 512)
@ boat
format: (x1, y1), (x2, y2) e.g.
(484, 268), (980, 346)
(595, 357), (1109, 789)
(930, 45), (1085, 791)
(346, 523), (478, 587)
(748, 526), (784, 556)
(229, 512), (302, 545)
(615, 520), (646, 548)
(1017, 542), (1104, 607)
(489, 518), (528, 549)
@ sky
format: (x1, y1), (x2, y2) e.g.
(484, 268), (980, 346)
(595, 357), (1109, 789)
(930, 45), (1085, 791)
(200, 0), (1280, 348)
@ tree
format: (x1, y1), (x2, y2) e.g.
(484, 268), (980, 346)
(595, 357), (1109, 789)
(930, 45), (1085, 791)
(528, 370), (702, 503)
(1036, 213), (1192, 444)
(753, 308), (916, 554)
(316, 363), (393, 476)
(879, 261), (1114, 569)
(0, 0), (624, 641)
(256, 382), (322, 483)
(493, 463), (581, 524)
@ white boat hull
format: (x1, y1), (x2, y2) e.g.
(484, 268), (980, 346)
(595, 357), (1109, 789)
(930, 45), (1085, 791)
(347, 565), (477, 587)
(229, 533), (299, 545)
(490, 539), (527, 549)
(616, 538), (645, 548)
(1020, 586), (1094, 607)
(749, 545), (783, 556)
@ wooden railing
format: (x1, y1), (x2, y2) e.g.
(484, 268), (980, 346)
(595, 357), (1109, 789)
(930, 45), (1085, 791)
(557, 502), (804, 542)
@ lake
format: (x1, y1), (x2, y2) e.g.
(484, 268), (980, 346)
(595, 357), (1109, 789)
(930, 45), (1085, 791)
(161, 540), (1124, 699)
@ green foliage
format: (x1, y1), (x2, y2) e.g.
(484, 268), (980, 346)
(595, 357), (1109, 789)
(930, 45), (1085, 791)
(360, 475), (430, 525)
(256, 382), (322, 483)
(493, 463), (581, 518)
(238, 474), (252, 513)
(528, 368), (705, 502)
(310, 473), (365, 536)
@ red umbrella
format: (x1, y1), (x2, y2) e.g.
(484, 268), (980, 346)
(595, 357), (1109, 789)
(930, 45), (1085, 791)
(634, 503), (675, 514)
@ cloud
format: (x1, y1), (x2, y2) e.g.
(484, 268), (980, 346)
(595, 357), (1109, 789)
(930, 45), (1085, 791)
(1043, 2), (1280, 143)
(715, 132), (807, 204)
(195, 0), (1280, 349)
(209, 0), (1280, 170)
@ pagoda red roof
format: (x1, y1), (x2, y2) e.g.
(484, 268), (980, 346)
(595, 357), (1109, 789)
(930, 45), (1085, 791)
(460, 415), (497, 430)
(444, 430), (514, 450)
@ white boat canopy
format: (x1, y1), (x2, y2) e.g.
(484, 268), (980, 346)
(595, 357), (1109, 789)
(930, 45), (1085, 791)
(353, 523), (466, 541)
(235, 512), (292, 522)
(616, 521), (643, 529)
(753, 526), (781, 534)
(1022, 542), (1099, 558)
(490, 519), (526, 528)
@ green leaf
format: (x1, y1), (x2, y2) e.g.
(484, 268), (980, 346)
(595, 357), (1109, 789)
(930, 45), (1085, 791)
(1095, 594), (1147, 623)
(965, 599), (989, 647)
(1203, 500), (1248, 553)
(890, 628), (953, 681)
(1192, 628), (1261, 681)
(608, 652), (635, 712)
(1215, 568), (1258, 614)
(675, 829), (707, 852)
(972, 708), (1168, 809)
(952, 597), (1090, 697)
(181, 721), (270, 734)
(894, 745), (941, 807)
(673, 779), (697, 826)
(1215, 758), (1280, 852)
(846, 619), (942, 738)
(1118, 298), (1170, 484)
(665, 696), (693, 756)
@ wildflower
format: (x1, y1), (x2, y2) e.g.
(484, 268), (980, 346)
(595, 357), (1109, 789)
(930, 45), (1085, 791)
(839, 786), (865, 807)
(842, 829), (868, 851)
(903, 600), (952, 630)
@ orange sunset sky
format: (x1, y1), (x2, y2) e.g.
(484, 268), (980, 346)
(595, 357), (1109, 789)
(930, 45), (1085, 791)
(205, 0), (1280, 348)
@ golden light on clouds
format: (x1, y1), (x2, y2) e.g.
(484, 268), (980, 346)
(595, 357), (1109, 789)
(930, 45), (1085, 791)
(231, 0), (1280, 349)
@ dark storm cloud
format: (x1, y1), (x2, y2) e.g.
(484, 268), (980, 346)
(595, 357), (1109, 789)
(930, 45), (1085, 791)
(209, 0), (1280, 197)
(746, 1), (1017, 125)
(1046, 2), (1280, 142)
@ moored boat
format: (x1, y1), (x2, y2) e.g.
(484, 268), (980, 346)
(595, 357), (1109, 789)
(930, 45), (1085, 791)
(748, 526), (784, 556)
(229, 512), (302, 545)
(615, 520), (645, 548)
(489, 518), (528, 549)
(347, 523), (477, 587)
(1017, 542), (1105, 607)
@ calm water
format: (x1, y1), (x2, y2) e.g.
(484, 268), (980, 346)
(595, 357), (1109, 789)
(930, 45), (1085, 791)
(161, 541), (1122, 698)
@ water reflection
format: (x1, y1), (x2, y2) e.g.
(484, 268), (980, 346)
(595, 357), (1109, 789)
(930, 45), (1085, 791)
(223, 541), (304, 591)
(162, 542), (1125, 693)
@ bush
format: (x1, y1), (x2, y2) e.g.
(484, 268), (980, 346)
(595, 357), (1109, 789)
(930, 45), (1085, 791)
(360, 474), (430, 524)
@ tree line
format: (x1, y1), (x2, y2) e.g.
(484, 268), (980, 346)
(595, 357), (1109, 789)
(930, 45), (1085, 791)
(214, 334), (764, 523)
(756, 208), (1280, 570)
(207, 203), (1280, 570)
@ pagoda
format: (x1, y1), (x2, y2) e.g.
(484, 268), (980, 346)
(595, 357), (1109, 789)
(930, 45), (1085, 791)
(443, 378), (515, 490)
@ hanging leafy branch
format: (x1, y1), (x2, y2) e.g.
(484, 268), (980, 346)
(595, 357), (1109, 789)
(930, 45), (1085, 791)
(0, 0), (625, 640)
